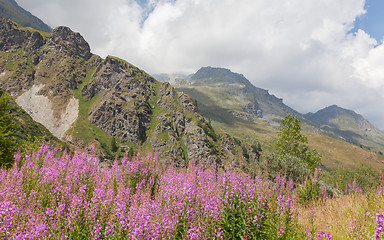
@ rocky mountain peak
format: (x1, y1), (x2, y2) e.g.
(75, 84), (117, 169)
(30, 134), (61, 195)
(192, 66), (251, 87)
(305, 105), (362, 124)
(81, 56), (154, 100)
(193, 66), (232, 78)
(304, 104), (384, 149)
(45, 26), (91, 60)
(174, 66), (299, 124)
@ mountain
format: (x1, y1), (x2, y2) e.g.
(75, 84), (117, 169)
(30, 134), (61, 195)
(0, 18), (260, 169)
(305, 105), (384, 151)
(167, 66), (384, 166)
(173, 66), (302, 127)
(0, 0), (50, 32)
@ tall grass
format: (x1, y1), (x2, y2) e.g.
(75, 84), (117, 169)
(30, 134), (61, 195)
(0, 144), (383, 239)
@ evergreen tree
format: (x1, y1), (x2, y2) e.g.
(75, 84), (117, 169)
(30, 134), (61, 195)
(0, 91), (18, 167)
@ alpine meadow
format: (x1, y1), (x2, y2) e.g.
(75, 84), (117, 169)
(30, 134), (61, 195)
(1, 0), (384, 239)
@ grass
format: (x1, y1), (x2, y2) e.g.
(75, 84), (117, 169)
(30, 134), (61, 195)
(19, 26), (50, 39)
(147, 82), (161, 138)
(306, 132), (384, 170)
(0, 47), (34, 72)
(298, 190), (382, 239)
(179, 137), (189, 165)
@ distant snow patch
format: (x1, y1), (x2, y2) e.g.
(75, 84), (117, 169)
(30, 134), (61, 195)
(16, 84), (79, 139)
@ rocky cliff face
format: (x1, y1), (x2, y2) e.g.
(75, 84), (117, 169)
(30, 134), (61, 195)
(0, 19), (255, 168)
(81, 57), (221, 166)
(0, 19), (44, 51)
(83, 56), (155, 144)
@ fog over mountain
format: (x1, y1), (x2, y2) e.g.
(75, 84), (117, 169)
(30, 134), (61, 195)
(16, 0), (384, 129)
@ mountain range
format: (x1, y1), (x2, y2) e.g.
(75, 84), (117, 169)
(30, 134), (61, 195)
(305, 105), (384, 151)
(1, 0), (384, 172)
(162, 66), (384, 154)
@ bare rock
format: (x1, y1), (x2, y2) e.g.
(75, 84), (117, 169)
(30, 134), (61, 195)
(243, 101), (263, 118)
(44, 26), (91, 60)
(0, 18), (45, 51)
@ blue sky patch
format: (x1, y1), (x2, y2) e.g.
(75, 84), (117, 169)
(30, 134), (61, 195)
(353, 0), (384, 43)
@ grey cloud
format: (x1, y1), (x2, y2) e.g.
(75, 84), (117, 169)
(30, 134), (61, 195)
(16, 0), (384, 128)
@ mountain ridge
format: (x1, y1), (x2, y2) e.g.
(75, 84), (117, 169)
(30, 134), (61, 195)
(167, 66), (384, 153)
(0, 18), (262, 169)
(173, 66), (301, 125)
(305, 105), (364, 126)
(0, 0), (51, 32)
(304, 104), (384, 150)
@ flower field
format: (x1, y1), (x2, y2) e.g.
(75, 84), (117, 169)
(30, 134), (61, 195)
(0, 144), (384, 239)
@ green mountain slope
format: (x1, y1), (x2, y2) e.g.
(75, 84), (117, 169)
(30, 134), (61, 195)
(305, 105), (384, 152)
(0, 0), (50, 32)
(0, 19), (260, 169)
(180, 67), (301, 123)
(167, 67), (384, 170)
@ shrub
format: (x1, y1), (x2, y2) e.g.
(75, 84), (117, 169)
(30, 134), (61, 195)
(0, 92), (19, 167)
(262, 152), (310, 184)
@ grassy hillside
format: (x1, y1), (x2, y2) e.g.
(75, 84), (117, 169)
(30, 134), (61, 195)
(305, 105), (384, 153)
(172, 70), (384, 177)
(177, 85), (384, 173)
(0, 0), (51, 32)
(307, 132), (384, 170)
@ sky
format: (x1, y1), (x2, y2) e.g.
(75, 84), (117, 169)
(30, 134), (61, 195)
(17, 0), (384, 129)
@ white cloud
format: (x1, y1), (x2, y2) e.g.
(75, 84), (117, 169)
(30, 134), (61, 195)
(16, 0), (384, 128)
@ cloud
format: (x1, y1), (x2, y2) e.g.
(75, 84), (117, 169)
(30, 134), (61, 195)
(17, 0), (384, 128)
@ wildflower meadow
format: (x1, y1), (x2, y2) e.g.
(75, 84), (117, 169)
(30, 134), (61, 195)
(0, 144), (384, 239)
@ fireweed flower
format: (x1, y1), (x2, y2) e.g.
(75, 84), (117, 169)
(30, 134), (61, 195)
(376, 214), (384, 239)
(318, 231), (332, 240)
(0, 144), (348, 239)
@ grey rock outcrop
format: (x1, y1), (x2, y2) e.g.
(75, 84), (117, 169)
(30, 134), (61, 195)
(85, 57), (155, 143)
(243, 102), (263, 118)
(0, 18), (44, 51)
(44, 26), (91, 60)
